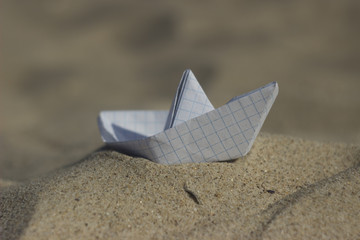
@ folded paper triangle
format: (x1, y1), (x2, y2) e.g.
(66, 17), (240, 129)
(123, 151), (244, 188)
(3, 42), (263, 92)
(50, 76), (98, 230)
(98, 70), (278, 164)
(164, 70), (214, 130)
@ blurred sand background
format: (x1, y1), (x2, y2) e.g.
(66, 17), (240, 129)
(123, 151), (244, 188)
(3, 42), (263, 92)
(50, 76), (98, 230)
(1, 0), (360, 180)
(1, 1), (360, 239)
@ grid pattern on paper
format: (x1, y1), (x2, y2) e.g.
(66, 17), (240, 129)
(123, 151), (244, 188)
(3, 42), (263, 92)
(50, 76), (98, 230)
(99, 110), (168, 142)
(171, 70), (214, 128)
(105, 82), (278, 164)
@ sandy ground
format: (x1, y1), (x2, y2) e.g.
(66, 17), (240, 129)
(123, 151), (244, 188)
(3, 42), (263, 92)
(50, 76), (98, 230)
(1, 134), (359, 239)
(1, 0), (360, 239)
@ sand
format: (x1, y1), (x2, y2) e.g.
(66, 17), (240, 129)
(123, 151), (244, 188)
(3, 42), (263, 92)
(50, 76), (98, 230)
(1, 134), (359, 239)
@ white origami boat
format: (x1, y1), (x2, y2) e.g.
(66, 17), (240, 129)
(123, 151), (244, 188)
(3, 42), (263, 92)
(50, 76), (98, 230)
(98, 70), (278, 164)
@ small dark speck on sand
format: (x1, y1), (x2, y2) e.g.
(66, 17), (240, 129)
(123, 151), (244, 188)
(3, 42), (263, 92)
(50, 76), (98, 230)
(266, 190), (275, 194)
(183, 184), (200, 204)
(75, 198), (80, 201)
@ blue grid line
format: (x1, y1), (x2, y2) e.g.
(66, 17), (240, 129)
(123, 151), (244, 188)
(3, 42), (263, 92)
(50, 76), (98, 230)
(185, 132), (247, 161)
(205, 114), (231, 159)
(229, 106), (250, 145)
(167, 111), (260, 147)
(175, 97), (213, 124)
(181, 97), (213, 109)
(164, 126), (250, 159)
(249, 94), (261, 117)
(248, 95), (262, 129)
(174, 127), (195, 163)
(155, 138), (169, 164)
(194, 118), (215, 161)
(163, 132), (182, 164)
(258, 88), (272, 118)
(185, 121), (206, 162)
(185, 92), (199, 123)
(220, 104), (243, 155)
(238, 98), (256, 134)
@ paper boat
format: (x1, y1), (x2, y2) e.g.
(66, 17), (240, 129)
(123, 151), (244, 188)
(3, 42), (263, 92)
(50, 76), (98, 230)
(98, 70), (278, 164)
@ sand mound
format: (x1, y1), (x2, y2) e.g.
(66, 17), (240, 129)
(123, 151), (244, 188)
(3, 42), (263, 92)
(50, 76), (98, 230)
(1, 134), (359, 239)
